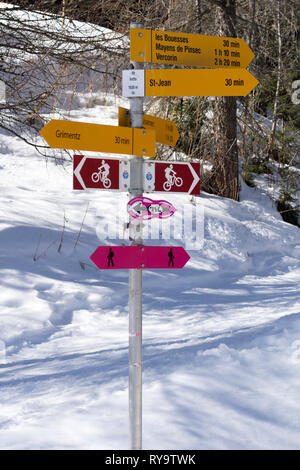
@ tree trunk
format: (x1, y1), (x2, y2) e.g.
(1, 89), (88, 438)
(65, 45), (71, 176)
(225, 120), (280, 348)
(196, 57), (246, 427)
(214, 0), (239, 201)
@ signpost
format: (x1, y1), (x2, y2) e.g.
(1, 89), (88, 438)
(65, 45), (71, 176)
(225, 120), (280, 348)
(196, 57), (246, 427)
(144, 161), (200, 196)
(130, 28), (255, 68)
(40, 119), (156, 157)
(118, 106), (180, 147)
(73, 155), (130, 191)
(90, 245), (190, 270)
(123, 68), (259, 98)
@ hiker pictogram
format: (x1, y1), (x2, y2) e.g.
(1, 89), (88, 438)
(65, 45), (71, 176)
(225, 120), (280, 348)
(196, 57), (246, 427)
(163, 164), (183, 191)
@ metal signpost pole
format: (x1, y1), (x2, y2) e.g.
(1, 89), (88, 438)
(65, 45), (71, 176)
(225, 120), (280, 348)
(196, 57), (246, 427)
(128, 22), (144, 451)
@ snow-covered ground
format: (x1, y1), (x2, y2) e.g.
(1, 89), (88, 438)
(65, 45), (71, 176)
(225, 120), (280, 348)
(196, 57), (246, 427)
(0, 95), (299, 450)
(0, 1), (299, 450)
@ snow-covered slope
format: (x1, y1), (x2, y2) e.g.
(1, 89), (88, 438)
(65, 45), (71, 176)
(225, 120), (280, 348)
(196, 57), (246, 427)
(0, 94), (299, 449)
(0, 2), (299, 450)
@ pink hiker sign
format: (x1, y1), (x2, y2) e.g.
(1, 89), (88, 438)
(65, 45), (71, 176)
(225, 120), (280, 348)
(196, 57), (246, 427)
(90, 246), (190, 270)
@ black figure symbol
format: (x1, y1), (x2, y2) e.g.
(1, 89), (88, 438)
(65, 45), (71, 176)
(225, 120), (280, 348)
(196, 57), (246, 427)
(168, 248), (175, 267)
(107, 247), (114, 267)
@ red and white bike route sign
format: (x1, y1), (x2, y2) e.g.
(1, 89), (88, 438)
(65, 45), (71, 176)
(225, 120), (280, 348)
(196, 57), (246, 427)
(144, 161), (200, 196)
(73, 155), (130, 191)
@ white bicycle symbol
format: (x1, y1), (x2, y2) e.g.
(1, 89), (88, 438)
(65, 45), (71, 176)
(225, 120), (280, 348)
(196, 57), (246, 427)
(91, 169), (112, 188)
(163, 174), (183, 191)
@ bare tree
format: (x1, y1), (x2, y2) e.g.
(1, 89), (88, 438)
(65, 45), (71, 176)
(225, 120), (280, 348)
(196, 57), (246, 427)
(0, 4), (128, 158)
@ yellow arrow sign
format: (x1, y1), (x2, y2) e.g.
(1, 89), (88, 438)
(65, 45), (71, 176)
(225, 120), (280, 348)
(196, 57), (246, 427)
(141, 68), (258, 97)
(130, 28), (255, 68)
(40, 120), (156, 157)
(118, 107), (180, 147)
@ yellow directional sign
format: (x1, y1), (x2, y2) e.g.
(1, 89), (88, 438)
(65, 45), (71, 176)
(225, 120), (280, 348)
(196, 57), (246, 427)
(118, 107), (180, 147)
(40, 120), (156, 157)
(130, 28), (255, 68)
(141, 68), (258, 97)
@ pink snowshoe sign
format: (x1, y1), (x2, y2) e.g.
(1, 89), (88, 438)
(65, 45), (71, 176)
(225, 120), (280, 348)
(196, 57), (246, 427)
(127, 196), (176, 220)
